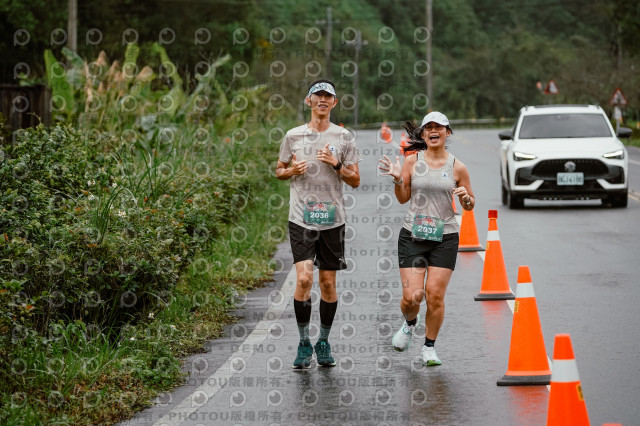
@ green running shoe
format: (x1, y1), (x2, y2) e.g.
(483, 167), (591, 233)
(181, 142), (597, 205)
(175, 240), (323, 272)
(421, 345), (442, 366)
(292, 341), (314, 369)
(314, 340), (336, 367)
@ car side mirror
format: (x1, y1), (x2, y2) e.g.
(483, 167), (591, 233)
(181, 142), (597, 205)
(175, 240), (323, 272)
(498, 130), (513, 140)
(617, 127), (633, 139)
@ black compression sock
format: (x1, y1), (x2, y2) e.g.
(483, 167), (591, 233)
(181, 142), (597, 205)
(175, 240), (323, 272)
(319, 300), (338, 329)
(425, 337), (435, 347)
(294, 298), (312, 340)
(294, 298), (312, 343)
(294, 298), (312, 323)
(406, 317), (417, 326)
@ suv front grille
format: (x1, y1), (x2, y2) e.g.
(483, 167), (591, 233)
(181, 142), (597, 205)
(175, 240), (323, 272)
(514, 159), (625, 186)
(531, 159), (608, 178)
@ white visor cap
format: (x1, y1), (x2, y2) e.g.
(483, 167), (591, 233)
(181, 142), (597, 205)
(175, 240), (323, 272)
(420, 111), (450, 128)
(307, 82), (337, 97)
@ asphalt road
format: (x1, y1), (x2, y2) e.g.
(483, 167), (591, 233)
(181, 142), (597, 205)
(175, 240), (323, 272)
(122, 129), (640, 426)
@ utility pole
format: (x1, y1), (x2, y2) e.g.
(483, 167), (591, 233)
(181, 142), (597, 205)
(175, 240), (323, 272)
(316, 7), (338, 78)
(325, 7), (333, 78)
(67, 0), (77, 52)
(354, 30), (363, 126)
(426, 0), (432, 111)
(616, 24), (622, 74)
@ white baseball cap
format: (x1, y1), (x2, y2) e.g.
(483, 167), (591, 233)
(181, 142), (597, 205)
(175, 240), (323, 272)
(307, 81), (337, 97)
(420, 111), (450, 127)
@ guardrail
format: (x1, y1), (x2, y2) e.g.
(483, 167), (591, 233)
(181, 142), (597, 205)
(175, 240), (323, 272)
(352, 118), (516, 130)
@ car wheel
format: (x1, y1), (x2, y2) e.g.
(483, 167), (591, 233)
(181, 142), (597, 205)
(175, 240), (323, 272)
(501, 165), (509, 206)
(609, 191), (628, 208)
(501, 182), (508, 206)
(508, 190), (524, 209)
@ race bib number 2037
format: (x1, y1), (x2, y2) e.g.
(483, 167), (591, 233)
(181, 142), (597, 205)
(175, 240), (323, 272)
(411, 215), (444, 242)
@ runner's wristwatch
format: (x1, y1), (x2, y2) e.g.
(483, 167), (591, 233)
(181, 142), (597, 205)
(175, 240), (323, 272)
(333, 161), (342, 170)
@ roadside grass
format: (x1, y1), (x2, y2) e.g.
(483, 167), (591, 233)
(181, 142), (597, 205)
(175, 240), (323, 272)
(626, 138), (640, 149)
(155, 180), (290, 359)
(0, 322), (163, 425)
(0, 179), (289, 425)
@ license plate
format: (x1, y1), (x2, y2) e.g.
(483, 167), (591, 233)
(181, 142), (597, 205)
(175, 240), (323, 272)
(557, 172), (584, 186)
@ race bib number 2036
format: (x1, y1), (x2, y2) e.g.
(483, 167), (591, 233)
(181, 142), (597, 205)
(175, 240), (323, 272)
(303, 201), (336, 225)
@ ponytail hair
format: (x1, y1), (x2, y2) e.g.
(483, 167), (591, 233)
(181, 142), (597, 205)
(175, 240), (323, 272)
(402, 121), (427, 154)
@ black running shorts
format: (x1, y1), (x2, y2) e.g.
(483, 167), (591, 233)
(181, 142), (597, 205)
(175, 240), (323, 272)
(398, 227), (459, 270)
(288, 221), (347, 271)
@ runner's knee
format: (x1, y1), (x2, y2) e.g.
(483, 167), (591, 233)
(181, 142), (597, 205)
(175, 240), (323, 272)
(318, 279), (335, 293)
(426, 295), (445, 311)
(297, 275), (313, 290)
(403, 290), (424, 306)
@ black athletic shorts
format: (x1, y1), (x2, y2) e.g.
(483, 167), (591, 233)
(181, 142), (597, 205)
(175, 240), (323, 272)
(398, 227), (459, 270)
(288, 221), (347, 271)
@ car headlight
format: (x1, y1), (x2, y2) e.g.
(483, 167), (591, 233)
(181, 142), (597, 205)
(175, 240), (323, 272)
(603, 149), (624, 159)
(513, 151), (537, 161)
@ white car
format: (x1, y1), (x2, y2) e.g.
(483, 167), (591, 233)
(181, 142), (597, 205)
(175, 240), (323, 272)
(499, 104), (631, 208)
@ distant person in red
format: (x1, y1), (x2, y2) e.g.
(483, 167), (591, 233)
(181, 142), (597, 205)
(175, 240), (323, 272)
(378, 112), (475, 366)
(275, 79), (361, 369)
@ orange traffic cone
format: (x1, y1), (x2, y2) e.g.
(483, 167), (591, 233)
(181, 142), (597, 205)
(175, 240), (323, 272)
(381, 123), (392, 143)
(474, 210), (514, 300)
(452, 197), (460, 215)
(547, 334), (590, 426)
(458, 208), (483, 252)
(497, 266), (551, 385)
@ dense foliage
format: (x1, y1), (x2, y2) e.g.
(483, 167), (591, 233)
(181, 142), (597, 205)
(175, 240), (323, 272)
(256, 0), (640, 121)
(0, 119), (288, 424)
(0, 41), (291, 423)
(0, 0), (256, 85)
(2, 0), (639, 122)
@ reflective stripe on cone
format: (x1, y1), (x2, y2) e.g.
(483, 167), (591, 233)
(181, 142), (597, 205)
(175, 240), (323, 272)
(497, 266), (551, 386)
(546, 334), (590, 426)
(475, 210), (514, 300)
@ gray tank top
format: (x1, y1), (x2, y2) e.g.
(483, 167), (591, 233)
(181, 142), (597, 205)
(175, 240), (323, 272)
(402, 152), (459, 235)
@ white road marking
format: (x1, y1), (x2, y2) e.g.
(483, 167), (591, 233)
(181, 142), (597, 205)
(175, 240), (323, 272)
(152, 267), (298, 426)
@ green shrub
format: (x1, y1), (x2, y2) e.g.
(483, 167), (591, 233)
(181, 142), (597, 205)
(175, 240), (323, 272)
(0, 118), (281, 330)
(1, 42), (294, 423)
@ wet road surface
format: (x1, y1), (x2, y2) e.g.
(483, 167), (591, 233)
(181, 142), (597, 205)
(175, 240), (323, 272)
(122, 129), (640, 426)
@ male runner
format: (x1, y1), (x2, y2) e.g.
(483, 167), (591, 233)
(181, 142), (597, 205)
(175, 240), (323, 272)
(275, 79), (361, 368)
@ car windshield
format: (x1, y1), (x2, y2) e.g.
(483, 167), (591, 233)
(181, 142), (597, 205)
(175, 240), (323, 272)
(518, 113), (613, 139)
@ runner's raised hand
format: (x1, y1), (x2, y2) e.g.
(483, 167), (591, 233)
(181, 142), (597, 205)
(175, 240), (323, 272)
(378, 155), (402, 180)
(316, 143), (338, 167)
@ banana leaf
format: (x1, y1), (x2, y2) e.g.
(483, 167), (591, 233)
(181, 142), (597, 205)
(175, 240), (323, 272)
(44, 49), (75, 119)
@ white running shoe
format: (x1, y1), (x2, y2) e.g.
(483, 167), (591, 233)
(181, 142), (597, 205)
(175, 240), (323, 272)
(421, 345), (442, 366)
(391, 314), (419, 352)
